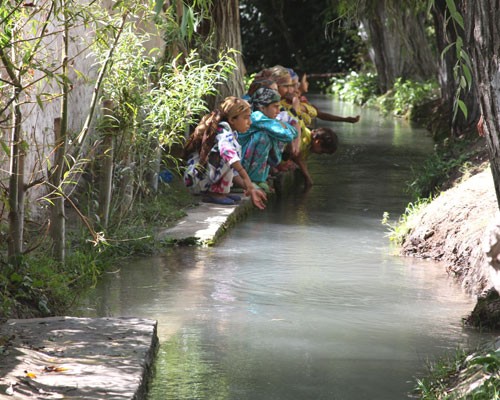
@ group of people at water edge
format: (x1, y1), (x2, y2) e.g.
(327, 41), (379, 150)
(181, 65), (360, 210)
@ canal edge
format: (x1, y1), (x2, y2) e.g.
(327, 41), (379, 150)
(156, 171), (298, 247)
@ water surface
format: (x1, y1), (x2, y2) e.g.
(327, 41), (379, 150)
(79, 97), (485, 399)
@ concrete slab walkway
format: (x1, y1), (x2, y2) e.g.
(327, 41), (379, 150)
(0, 317), (158, 399)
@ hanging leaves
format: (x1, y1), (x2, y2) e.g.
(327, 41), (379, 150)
(431, 0), (473, 121)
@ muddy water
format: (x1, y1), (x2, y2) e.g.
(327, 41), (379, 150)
(79, 97), (487, 399)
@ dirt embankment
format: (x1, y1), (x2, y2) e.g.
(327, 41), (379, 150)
(400, 162), (498, 298)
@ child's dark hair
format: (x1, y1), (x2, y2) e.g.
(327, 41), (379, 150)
(312, 127), (338, 154)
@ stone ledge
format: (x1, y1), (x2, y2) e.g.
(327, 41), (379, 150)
(156, 194), (255, 246)
(0, 317), (158, 399)
(156, 171), (299, 247)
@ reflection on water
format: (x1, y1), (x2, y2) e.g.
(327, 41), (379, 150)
(77, 98), (487, 399)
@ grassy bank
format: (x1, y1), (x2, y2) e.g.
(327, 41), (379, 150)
(414, 344), (500, 399)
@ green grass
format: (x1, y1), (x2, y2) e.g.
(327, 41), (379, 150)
(382, 196), (433, 245)
(414, 347), (500, 399)
(407, 138), (486, 199)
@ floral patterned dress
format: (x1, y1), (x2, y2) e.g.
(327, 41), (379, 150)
(183, 121), (242, 194)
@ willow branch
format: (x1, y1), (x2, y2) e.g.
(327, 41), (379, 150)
(73, 11), (129, 148)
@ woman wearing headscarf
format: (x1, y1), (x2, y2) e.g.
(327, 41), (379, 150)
(238, 87), (298, 193)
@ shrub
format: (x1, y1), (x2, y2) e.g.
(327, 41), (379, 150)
(328, 71), (380, 105)
(378, 78), (439, 117)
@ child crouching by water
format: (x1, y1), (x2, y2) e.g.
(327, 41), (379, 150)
(238, 87), (299, 193)
(183, 97), (267, 210)
(294, 126), (339, 188)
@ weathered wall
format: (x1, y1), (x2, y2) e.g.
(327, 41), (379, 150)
(0, 0), (163, 220)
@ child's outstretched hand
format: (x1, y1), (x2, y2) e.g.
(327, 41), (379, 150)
(247, 188), (267, 210)
(348, 115), (361, 123)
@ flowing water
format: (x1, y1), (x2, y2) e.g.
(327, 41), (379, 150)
(79, 96), (488, 399)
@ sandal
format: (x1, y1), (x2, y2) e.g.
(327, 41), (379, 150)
(202, 195), (235, 205)
(227, 194), (241, 202)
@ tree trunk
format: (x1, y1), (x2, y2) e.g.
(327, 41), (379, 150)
(465, 0), (500, 208)
(361, 1), (437, 92)
(209, 0), (245, 107)
(118, 151), (134, 218)
(7, 87), (24, 266)
(49, 11), (70, 263)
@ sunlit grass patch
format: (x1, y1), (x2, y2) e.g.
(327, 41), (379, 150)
(414, 346), (500, 399)
(382, 196), (433, 246)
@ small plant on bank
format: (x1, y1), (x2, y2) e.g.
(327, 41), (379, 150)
(413, 348), (469, 399)
(0, 253), (94, 318)
(407, 138), (487, 199)
(382, 196), (433, 245)
(414, 347), (500, 399)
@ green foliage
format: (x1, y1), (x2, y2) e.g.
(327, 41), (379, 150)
(328, 71), (380, 105)
(144, 49), (237, 149)
(94, 27), (156, 132)
(407, 138), (484, 199)
(414, 346), (500, 399)
(329, 72), (439, 117)
(378, 78), (439, 117)
(382, 197), (432, 245)
(427, 0), (472, 122)
(91, 20), (236, 221)
(244, 73), (256, 92)
(160, 0), (215, 58)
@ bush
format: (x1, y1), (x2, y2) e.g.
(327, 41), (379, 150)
(328, 72), (439, 119)
(327, 71), (380, 105)
(378, 78), (439, 117)
(407, 138), (486, 199)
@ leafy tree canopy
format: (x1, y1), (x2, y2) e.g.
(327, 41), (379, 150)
(239, 0), (364, 75)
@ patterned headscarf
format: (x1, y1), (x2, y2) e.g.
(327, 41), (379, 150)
(251, 87), (281, 110)
(219, 96), (251, 120)
(248, 78), (276, 96)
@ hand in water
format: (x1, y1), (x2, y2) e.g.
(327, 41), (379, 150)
(248, 188), (267, 210)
